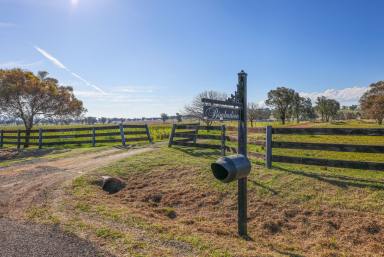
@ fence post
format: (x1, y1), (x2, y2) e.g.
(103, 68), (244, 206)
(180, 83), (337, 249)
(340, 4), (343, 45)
(221, 125), (226, 156)
(92, 127), (96, 147)
(145, 124), (153, 144)
(0, 130), (3, 148)
(168, 124), (176, 147)
(38, 128), (43, 149)
(265, 125), (272, 169)
(17, 130), (21, 150)
(193, 126), (199, 144)
(119, 124), (126, 146)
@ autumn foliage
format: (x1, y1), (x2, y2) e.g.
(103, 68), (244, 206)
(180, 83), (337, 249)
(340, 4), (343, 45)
(360, 81), (384, 125)
(0, 69), (86, 146)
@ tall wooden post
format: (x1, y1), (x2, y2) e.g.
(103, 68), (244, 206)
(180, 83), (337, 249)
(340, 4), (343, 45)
(145, 124), (153, 144)
(237, 70), (248, 237)
(38, 128), (43, 149)
(92, 128), (96, 147)
(119, 124), (126, 146)
(17, 130), (21, 150)
(168, 124), (176, 147)
(221, 125), (226, 156)
(0, 130), (3, 148)
(265, 126), (272, 169)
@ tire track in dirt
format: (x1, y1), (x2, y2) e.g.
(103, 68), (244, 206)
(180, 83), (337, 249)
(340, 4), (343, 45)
(0, 146), (156, 218)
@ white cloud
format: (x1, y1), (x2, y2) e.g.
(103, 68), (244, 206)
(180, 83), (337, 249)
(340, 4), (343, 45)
(300, 86), (369, 104)
(0, 22), (16, 28)
(34, 46), (106, 94)
(116, 86), (155, 93)
(257, 100), (267, 108)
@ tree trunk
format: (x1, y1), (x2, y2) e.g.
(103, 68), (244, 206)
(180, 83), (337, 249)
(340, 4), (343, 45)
(379, 119), (383, 125)
(24, 129), (31, 148)
(250, 120), (254, 127)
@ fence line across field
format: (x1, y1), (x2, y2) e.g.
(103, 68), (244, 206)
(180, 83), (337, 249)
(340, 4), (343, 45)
(169, 124), (384, 171)
(0, 124), (152, 149)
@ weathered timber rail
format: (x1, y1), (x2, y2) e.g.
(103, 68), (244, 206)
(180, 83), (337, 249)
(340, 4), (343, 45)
(168, 123), (238, 155)
(169, 124), (384, 171)
(266, 127), (384, 171)
(0, 124), (152, 149)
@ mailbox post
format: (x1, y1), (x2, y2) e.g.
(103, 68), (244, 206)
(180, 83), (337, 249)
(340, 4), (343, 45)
(237, 71), (248, 237)
(202, 70), (250, 238)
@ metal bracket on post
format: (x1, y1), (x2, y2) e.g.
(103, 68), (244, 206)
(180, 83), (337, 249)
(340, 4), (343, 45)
(38, 128), (43, 149)
(92, 128), (96, 147)
(168, 124), (176, 147)
(119, 124), (126, 146)
(265, 126), (272, 169)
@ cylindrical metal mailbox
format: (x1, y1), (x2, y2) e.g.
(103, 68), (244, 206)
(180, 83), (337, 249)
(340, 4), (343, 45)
(211, 154), (251, 183)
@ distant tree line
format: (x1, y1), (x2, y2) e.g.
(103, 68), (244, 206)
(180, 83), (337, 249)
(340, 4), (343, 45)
(183, 87), (378, 125)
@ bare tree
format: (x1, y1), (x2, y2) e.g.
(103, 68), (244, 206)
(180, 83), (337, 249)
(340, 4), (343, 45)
(184, 90), (227, 126)
(248, 103), (271, 127)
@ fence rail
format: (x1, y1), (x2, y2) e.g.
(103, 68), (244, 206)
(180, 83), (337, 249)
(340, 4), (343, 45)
(0, 124), (152, 149)
(265, 126), (384, 171)
(271, 155), (384, 171)
(168, 123), (229, 156)
(169, 124), (384, 171)
(271, 127), (384, 136)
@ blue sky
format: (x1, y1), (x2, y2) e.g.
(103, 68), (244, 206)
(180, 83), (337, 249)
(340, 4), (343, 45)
(1, 0), (383, 117)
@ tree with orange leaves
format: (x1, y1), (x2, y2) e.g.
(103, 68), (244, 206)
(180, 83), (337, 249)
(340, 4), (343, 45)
(360, 81), (384, 125)
(0, 69), (86, 147)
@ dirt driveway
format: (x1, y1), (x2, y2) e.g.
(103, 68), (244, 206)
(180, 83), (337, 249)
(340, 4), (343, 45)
(0, 146), (155, 257)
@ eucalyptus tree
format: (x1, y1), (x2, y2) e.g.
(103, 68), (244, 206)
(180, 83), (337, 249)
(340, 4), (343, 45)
(0, 69), (86, 147)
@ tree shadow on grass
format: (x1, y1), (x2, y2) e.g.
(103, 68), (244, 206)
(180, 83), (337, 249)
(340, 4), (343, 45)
(274, 166), (384, 190)
(0, 148), (59, 162)
(171, 146), (221, 158)
(248, 179), (279, 195)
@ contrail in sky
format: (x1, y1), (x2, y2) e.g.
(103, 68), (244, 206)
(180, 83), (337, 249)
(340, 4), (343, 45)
(34, 46), (106, 95)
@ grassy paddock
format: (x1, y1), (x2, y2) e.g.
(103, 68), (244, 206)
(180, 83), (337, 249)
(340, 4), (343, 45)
(26, 145), (384, 256)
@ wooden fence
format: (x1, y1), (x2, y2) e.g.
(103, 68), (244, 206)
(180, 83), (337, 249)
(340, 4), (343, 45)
(265, 126), (384, 171)
(170, 124), (384, 171)
(168, 123), (237, 155)
(0, 124), (152, 149)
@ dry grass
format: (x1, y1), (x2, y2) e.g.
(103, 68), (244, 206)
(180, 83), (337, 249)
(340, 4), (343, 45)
(25, 145), (384, 257)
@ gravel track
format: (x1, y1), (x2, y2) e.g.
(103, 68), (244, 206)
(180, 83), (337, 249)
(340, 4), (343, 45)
(0, 146), (155, 257)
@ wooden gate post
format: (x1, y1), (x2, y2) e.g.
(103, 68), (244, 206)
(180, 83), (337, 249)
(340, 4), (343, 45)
(92, 128), (96, 147)
(221, 125), (226, 156)
(0, 130), (3, 148)
(265, 125), (272, 169)
(38, 128), (43, 149)
(193, 126), (199, 144)
(145, 124), (153, 144)
(168, 124), (176, 147)
(119, 124), (126, 146)
(17, 130), (21, 150)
